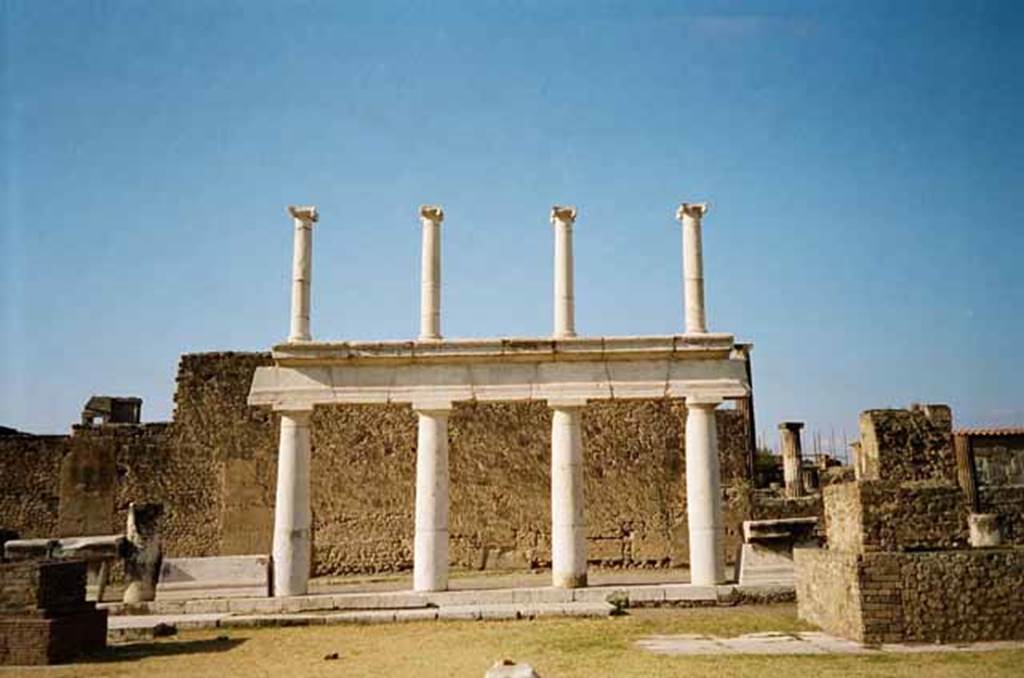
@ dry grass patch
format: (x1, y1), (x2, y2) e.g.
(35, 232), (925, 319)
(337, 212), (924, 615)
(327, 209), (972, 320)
(30, 605), (1024, 678)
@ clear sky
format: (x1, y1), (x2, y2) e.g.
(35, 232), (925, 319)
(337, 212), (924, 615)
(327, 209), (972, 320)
(3, 1), (1022, 450)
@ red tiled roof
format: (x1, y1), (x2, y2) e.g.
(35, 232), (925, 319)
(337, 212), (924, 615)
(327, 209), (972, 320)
(955, 427), (1024, 437)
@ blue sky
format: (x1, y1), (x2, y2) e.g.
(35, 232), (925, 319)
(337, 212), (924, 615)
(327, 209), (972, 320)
(2, 1), (1022, 450)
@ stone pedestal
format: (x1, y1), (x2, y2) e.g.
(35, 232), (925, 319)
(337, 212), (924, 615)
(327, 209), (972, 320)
(122, 502), (163, 603)
(685, 399), (725, 585)
(414, 406), (450, 592)
(550, 404), (587, 588)
(272, 410), (312, 597)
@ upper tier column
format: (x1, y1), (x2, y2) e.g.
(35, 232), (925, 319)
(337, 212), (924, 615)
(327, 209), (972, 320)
(418, 205), (444, 341)
(779, 422), (806, 498)
(551, 206), (578, 339)
(287, 205), (318, 342)
(676, 202), (709, 334)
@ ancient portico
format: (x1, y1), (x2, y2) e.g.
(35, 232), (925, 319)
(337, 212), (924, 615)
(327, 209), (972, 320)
(249, 201), (751, 596)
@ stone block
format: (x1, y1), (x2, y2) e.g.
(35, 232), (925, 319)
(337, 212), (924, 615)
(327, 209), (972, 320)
(157, 555), (270, 598)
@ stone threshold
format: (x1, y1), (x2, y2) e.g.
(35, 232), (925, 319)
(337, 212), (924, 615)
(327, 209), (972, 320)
(636, 631), (1024, 655)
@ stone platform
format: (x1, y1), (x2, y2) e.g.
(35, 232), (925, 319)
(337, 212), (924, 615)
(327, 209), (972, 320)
(102, 581), (793, 641)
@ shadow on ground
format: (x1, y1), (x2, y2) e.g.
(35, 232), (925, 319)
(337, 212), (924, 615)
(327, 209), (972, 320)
(82, 636), (248, 664)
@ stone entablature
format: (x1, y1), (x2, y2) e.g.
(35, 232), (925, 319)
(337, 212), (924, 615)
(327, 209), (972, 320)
(249, 334), (749, 411)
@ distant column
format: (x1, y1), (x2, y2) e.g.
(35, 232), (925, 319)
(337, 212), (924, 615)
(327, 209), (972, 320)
(273, 410), (312, 596)
(413, 404), (451, 592)
(686, 398), (725, 585)
(676, 202), (709, 334)
(551, 206), (578, 339)
(779, 422), (805, 498)
(418, 205), (444, 341)
(549, 402), (587, 588)
(287, 205), (318, 342)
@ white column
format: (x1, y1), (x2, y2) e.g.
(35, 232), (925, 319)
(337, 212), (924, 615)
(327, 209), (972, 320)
(272, 410), (312, 596)
(418, 205), (444, 341)
(676, 202), (709, 334)
(287, 205), (318, 342)
(413, 404), (450, 592)
(685, 398), (725, 586)
(551, 206), (577, 339)
(550, 402), (587, 588)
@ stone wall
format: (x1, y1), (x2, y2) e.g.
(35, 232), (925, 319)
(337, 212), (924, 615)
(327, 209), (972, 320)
(823, 480), (969, 553)
(796, 547), (1024, 643)
(0, 351), (777, 576)
(858, 405), (957, 484)
(977, 485), (1024, 545)
(0, 435), (64, 540)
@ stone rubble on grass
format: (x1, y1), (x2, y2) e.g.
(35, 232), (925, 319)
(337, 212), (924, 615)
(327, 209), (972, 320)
(485, 659), (540, 678)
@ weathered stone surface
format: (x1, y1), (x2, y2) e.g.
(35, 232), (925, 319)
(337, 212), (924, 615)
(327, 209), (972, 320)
(859, 405), (956, 484)
(1, 352), (771, 576)
(824, 480), (968, 553)
(797, 547), (1024, 644)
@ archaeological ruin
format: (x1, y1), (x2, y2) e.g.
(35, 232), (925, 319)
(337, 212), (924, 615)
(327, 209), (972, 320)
(1, 200), (1022, 659)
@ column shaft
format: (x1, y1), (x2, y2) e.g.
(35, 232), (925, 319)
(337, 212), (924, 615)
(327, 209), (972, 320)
(551, 406), (587, 588)
(273, 411), (312, 596)
(677, 203), (709, 334)
(419, 208), (443, 340)
(779, 423), (805, 498)
(685, 402), (725, 585)
(287, 206), (317, 341)
(414, 408), (450, 591)
(553, 220), (575, 338)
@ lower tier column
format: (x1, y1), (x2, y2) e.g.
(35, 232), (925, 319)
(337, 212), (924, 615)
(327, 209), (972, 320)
(551, 404), (587, 588)
(272, 410), (312, 597)
(685, 399), (725, 586)
(414, 405), (450, 592)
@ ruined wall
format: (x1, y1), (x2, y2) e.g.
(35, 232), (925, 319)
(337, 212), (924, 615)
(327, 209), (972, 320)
(859, 405), (957, 484)
(0, 436), (64, 539)
(0, 351), (769, 575)
(823, 481), (969, 554)
(797, 548), (1024, 643)
(794, 548), (863, 640)
(977, 486), (1024, 545)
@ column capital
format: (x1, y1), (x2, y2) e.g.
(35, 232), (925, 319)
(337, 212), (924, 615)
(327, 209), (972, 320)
(412, 400), (453, 414)
(288, 205), (319, 223)
(547, 397), (588, 409)
(276, 408), (313, 420)
(779, 421), (805, 432)
(419, 205), (444, 223)
(686, 395), (723, 408)
(676, 202), (709, 221)
(550, 205), (577, 225)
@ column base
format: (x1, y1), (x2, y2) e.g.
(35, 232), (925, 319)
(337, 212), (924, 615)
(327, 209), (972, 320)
(553, 572), (588, 589)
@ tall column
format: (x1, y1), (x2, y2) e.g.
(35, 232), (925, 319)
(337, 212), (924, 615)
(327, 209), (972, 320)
(550, 402), (587, 588)
(413, 404), (450, 592)
(551, 206), (577, 338)
(287, 205), (318, 342)
(676, 202), (709, 334)
(418, 205), (444, 341)
(685, 398), (725, 586)
(779, 422), (805, 498)
(272, 410), (312, 596)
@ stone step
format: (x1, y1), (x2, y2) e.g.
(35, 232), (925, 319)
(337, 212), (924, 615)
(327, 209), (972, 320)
(107, 601), (614, 642)
(101, 582), (792, 618)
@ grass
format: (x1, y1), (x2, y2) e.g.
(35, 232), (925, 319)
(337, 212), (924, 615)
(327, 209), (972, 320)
(38, 605), (1024, 678)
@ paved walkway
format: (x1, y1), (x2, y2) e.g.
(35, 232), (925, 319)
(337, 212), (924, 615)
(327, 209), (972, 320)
(636, 632), (1024, 655)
